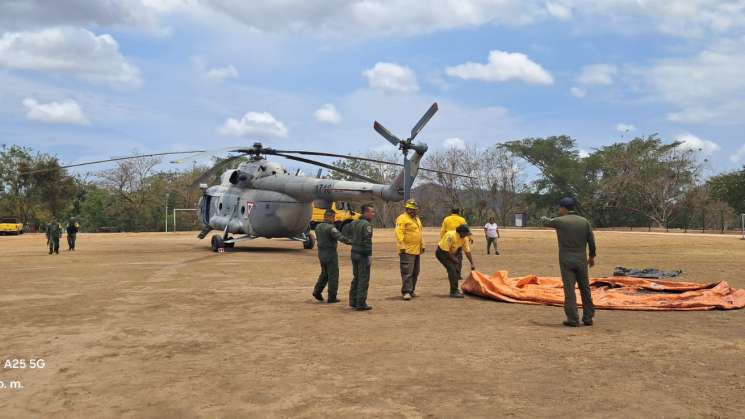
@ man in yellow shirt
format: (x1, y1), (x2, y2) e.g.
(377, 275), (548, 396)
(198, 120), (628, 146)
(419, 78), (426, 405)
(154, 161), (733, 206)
(436, 224), (476, 298)
(395, 199), (424, 301)
(440, 208), (467, 278)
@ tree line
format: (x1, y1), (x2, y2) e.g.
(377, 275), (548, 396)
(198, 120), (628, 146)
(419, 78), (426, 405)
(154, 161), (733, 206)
(1, 136), (744, 232)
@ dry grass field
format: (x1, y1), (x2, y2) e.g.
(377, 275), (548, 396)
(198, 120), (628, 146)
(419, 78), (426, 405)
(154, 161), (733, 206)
(1, 228), (744, 418)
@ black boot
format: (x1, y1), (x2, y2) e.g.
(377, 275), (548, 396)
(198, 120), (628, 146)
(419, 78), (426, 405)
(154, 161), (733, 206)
(312, 291), (324, 302)
(327, 296), (340, 304)
(354, 304), (372, 311)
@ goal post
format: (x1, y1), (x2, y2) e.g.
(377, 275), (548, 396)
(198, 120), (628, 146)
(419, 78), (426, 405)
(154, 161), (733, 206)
(741, 213), (745, 240)
(173, 208), (198, 232)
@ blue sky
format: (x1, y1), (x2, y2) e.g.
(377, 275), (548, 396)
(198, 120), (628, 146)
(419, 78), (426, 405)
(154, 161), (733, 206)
(1, 0), (744, 177)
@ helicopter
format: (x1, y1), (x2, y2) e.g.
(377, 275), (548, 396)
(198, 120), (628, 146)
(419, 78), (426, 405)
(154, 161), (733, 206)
(23, 102), (471, 251)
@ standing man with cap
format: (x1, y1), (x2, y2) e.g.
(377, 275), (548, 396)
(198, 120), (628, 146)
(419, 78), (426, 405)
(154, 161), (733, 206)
(395, 199), (424, 301)
(313, 209), (352, 304)
(435, 224), (476, 298)
(440, 208), (467, 277)
(349, 204), (376, 311)
(541, 197), (597, 327)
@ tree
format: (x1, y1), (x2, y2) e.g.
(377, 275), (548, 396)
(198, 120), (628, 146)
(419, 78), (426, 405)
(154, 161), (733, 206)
(592, 136), (700, 227)
(708, 167), (745, 215)
(501, 136), (599, 218)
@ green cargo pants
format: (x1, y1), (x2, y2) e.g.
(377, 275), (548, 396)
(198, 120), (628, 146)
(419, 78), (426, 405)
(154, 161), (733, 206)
(349, 252), (371, 308)
(313, 253), (340, 300)
(436, 248), (460, 294)
(48, 238), (60, 254)
(399, 253), (420, 295)
(559, 257), (595, 324)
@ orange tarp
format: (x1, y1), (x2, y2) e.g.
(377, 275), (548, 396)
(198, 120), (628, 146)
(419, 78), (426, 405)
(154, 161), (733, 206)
(462, 271), (745, 311)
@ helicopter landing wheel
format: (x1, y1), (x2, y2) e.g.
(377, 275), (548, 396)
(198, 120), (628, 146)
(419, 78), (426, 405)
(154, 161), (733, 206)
(303, 231), (316, 250)
(211, 234), (225, 252)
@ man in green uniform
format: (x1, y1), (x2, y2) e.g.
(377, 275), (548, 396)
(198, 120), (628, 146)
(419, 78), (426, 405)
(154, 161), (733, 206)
(541, 197), (597, 327)
(349, 204), (376, 311)
(313, 209), (352, 304)
(66, 218), (80, 251)
(46, 219), (62, 255)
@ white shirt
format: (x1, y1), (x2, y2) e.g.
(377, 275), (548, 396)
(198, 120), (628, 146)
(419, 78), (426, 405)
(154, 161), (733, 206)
(484, 222), (499, 238)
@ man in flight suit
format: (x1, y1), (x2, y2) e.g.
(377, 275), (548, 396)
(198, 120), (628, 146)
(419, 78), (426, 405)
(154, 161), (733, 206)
(46, 219), (62, 255)
(541, 197), (597, 327)
(395, 199), (424, 301)
(349, 204), (376, 311)
(312, 209), (351, 303)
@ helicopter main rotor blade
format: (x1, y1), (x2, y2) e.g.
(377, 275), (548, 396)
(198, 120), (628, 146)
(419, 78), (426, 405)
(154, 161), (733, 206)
(273, 153), (379, 184)
(20, 150), (206, 175)
(273, 149), (475, 179)
(189, 154), (245, 189)
(373, 121), (401, 146)
(170, 147), (247, 164)
(410, 102), (438, 141)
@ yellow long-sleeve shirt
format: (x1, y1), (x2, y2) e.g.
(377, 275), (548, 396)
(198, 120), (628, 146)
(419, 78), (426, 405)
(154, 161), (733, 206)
(438, 230), (472, 253)
(440, 214), (467, 239)
(395, 212), (424, 255)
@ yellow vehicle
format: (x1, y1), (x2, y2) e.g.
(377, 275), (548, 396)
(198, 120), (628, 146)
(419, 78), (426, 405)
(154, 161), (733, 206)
(0, 217), (24, 235)
(310, 201), (360, 230)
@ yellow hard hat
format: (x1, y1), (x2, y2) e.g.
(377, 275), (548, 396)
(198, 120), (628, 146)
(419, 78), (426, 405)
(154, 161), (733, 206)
(404, 199), (419, 210)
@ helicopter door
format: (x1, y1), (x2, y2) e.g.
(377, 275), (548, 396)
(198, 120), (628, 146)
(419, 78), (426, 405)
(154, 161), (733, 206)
(201, 195), (212, 224)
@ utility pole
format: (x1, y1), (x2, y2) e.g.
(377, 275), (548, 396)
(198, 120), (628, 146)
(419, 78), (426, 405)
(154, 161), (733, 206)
(165, 192), (170, 233)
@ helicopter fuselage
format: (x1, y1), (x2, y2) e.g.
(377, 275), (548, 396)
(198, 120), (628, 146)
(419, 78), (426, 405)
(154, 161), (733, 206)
(198, 153), (422, 240)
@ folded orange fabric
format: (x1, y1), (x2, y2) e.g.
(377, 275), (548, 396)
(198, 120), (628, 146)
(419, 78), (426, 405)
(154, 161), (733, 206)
(462, 271), (745, 310)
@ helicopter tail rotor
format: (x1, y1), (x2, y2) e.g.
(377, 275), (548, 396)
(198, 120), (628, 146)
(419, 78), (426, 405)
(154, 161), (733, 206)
(372, 102), (438, 201)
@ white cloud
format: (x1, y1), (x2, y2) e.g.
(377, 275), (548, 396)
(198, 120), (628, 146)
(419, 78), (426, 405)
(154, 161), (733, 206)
(314, 104), (342, 124)
(192, 57), (239, 82)
(22, 98), (89, 125)
(731, 144), (745, 163)
(675, 133), (721, 155)
(6, 1), (744, 40)
(578, 64), (617, 85)
(0, 0), (164, 31)
(363, 62), (419, 93)
(570, 86), (586, 98)
(546, 2), (573, 21)
(643, 39), (745, 124)
(204, 65), (239, 82)
(194, 1), (549, 36)
(0, 27), (142, 87)
(443, 137), (466, 150)
(219, 112), (288, 137)
(616, 123), (635, 132)
(567, 0), (745, 38)
(578, 149), (590, 158)
(445, 50), (554, 85)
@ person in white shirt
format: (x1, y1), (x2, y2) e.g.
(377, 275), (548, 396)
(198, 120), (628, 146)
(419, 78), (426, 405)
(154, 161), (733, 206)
(484, 217), (500, 255)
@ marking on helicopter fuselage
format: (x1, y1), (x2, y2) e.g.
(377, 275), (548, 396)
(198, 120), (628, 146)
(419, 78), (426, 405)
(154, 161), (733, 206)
(315, 184), (333, 195)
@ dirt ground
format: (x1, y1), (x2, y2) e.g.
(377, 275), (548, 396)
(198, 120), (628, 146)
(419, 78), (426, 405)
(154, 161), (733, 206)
(1, 228), (744, 418)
